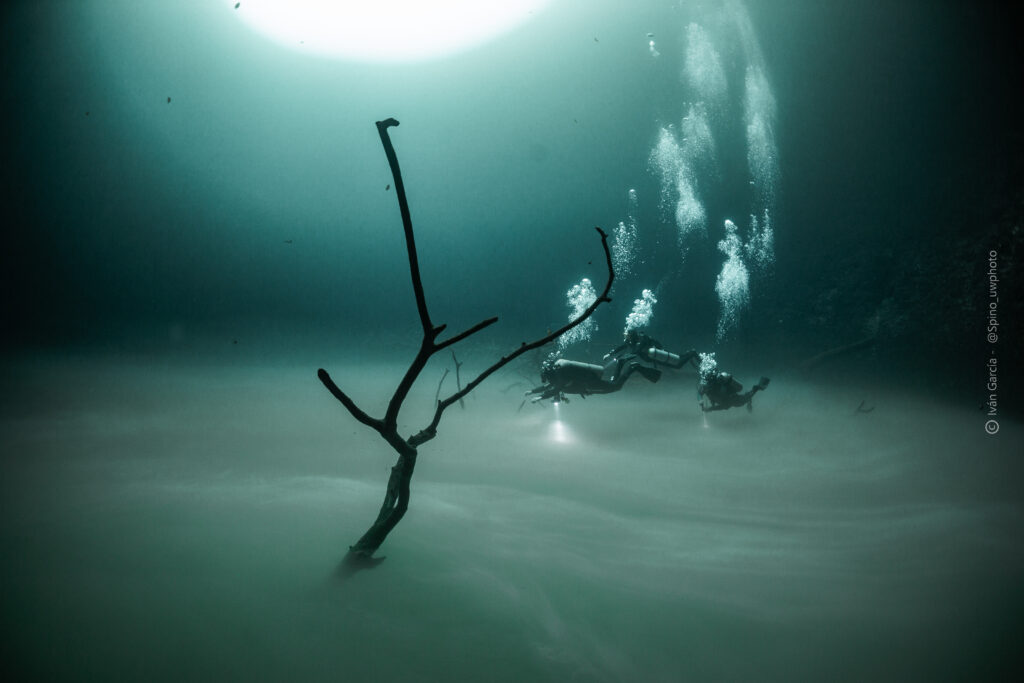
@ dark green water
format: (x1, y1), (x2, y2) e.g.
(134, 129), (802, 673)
(2, 1), (1022, 680)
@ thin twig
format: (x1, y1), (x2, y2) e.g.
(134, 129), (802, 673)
(435, 368), (449, 406)
(452, 351), (465, 409)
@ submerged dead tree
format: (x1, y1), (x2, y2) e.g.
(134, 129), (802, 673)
(318, 118), (614, 564)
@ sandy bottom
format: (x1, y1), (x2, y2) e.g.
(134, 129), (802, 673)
(1, 351), (1021, 681)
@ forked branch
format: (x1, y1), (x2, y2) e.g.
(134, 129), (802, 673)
(318, 118), (614, 561)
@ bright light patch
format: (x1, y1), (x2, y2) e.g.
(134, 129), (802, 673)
(549, 403), (575, 445)
(229, 0), (550, 62)
(550, 419), (573, 444)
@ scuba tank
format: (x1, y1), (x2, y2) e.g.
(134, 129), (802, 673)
(646, 347), (683, 367)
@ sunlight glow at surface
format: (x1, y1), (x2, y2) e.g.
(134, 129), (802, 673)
(229, 0), (550, 62)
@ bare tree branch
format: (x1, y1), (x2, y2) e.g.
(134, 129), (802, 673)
(435, 316), (499, 351)
(384, 338), (432, 433)
(317, 368), (383, 433)
(320, 119), (615, 563)
(376, 118), (432, 336)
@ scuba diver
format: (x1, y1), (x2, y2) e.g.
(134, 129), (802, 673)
(526, 330), (698, 403)
(525, 356), (642, 402)
(604, 329), (695, 368)
(698, 371), (770, 412)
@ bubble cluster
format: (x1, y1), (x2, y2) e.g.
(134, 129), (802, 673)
(669, 7), (777, 341)
(649, 123), (709, 257)
(650, 127), (684, 215)
(674, 175), (706, 246)
(698, 352), (718, 383)
(628, 188), (639, 223)
(744, 66), (778, 212)
(624, 289), (658, 334)
(612, 189), (639, 281)
(683, 22), (727, 109)
(556, 2), (780, 348)
(558, 277), (598, 350)
(681, 104), (717, 175)
(727, 0), (766, 72)
(743, 209), (774, 277)
(715, 220), (750, 341)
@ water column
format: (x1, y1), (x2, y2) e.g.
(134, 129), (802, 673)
(646, 1), (780, 341)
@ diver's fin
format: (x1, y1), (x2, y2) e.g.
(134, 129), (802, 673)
(636, 366), (662, 383)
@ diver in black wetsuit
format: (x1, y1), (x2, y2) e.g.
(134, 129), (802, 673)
(526, 331), (698, 403)
(525, 356), (642, 402)
(698, 371), (770, 412)
(604, 330), (698, 370)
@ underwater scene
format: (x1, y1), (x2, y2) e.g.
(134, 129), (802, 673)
(2, 0), (1022, 680)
